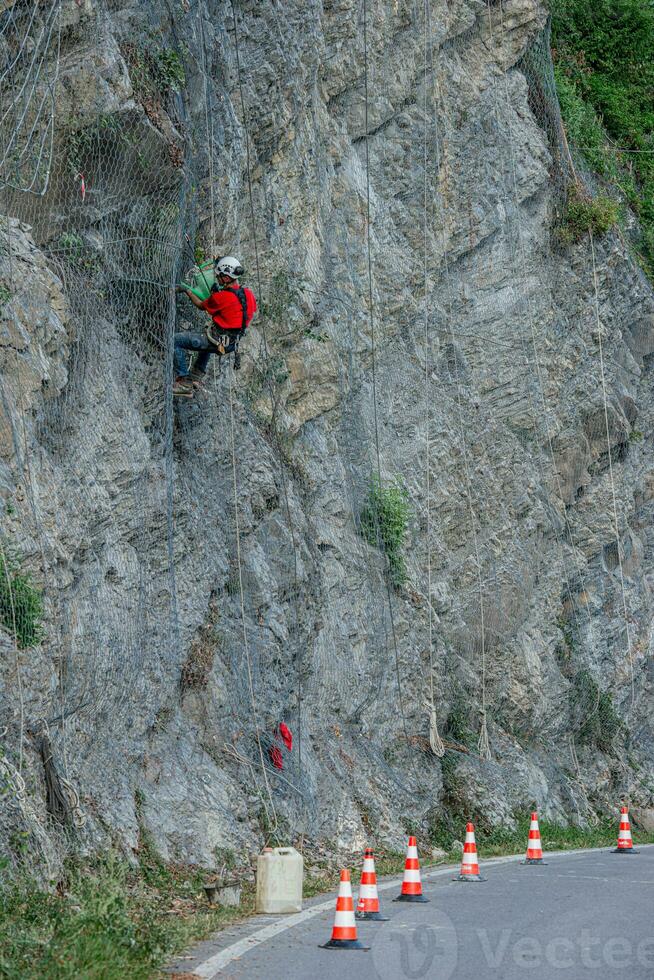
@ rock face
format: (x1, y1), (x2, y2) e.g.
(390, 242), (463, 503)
(1, 0), (653, 875)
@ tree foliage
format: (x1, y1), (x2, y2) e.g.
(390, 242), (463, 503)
(552, 0), (654, 277)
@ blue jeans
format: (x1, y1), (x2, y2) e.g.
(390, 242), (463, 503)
(173, 331), (215, 377)
(174, 331), (239, 377)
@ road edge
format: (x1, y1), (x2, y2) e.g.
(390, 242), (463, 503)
(182, 844), (653, 978)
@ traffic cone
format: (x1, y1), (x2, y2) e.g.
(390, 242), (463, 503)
(521, 811), (547, 865)
(393, 837), (429, 902)
(320, 869), (370, 950)
(612, 806), (639, 854)
(356, 848), (388, 920)
(453, 823), (486, 881)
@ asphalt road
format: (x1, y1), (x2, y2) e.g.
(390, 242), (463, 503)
(169, 847), (654, 980)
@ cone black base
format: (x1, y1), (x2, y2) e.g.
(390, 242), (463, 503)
(453, 874), (487, 882)
(356, 910), (389, 920)
(393, 893), (429, 903)
(320, 939), (370, 950)
(612, 847), (639, 853)
(521, 858), (547, 865)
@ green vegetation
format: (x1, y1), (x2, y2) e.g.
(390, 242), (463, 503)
(0, 853), (250, 980)
(54, 232), (100, 274)
(570, 669), (622, 752)
(3, 818), (653, 977)
(360, 476), (411, 589)
(57, 232), (84, 255)
(0, 545), (44, 649)
(122, 42), (186, 102)
(443, 702), (478, 750)
(430, 811), (654, 857)
(558, 185), (619, 244)
(152, 48), (186, 93)
(0, 284), (11, 307)
(552, 0), (654, 277)
(65, 113), (125, 175)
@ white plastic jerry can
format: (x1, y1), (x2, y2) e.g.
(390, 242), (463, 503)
(255, 846), (304, 913)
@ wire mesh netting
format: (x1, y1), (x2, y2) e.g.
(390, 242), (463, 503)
(0, 0), (647, 863)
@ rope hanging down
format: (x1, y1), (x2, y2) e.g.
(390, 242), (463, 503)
(492, 2), (635, 772)
(229, 0), (305, 810)
(432, 52), (491, 762)
(493, 0), (610, 772)
(196, 3), (279, 832)
(589, 230), (636, 711)
(422, 0), (444, 758)
(487, 1), (593, 701)
(361, 0), (421, 776)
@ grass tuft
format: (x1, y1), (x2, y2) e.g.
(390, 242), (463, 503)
(557, 185), (619, 244)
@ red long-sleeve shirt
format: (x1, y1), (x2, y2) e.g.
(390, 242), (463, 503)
(201, 284), (257, 331)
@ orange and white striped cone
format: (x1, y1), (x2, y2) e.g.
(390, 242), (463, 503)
(453, 823), (486, 882)
(320, 869), (370, 950)
(355, 848), (388, 920)
(393, 836), (429, 903)
(612, 806), (639, 854)
(521, 811), (547, 865)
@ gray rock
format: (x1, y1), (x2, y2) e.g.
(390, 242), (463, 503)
(0, 0), (652, 882)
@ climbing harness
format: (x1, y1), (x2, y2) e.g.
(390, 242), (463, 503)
(206, 284), (249, 367)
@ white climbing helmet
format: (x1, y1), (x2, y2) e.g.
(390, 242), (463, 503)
(215, 255), (244, 279)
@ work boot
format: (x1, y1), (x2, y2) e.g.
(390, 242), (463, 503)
(189, 367), (206, 388)
(173, 376), (194, 398)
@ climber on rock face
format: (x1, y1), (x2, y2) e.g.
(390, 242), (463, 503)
(173, 255), (257, 398)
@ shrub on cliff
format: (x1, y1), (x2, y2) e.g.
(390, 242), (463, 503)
(558, 185), (619, 244)
(0, 545), (44, 649)
(360, 476), (411, 589)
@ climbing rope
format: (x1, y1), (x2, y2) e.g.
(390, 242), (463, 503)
(253, 39), (391, 734)
(422, 0), (444, 758)
(191, 5), (280, 830)
(361, 0), (423, 775)
(488, 2), (596, 651)
(229, 0), (306, 794)
(224, 360), (278, 830)
(0, 0), (61, 196)
(197, 8), (216, 249)
(589, 229), (636, 710)
(492, 1), (635, 745)
(37, 724), (85, 828)
(432, 69), (491, 762)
